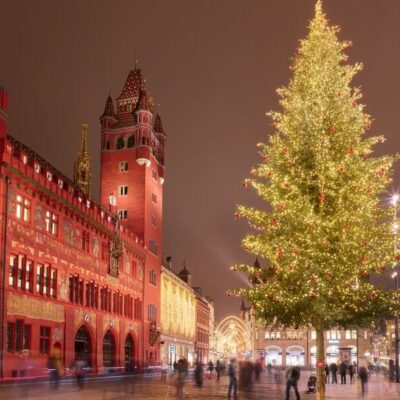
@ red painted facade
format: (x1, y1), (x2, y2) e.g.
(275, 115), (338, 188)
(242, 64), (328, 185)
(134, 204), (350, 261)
(0, 68), (166, 379)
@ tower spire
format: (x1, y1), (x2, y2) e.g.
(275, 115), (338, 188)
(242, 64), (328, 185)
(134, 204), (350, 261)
(73, 122), (92, 197)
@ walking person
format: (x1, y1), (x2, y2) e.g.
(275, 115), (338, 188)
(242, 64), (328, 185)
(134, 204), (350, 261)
(207, 360), (214, 379)
(194, 362), (204, 388)
(48, 343), (63, 391)
(176, 358), (188, 400)
(161, 359), (168, 382)
(285, 366), (301, 400)
(325, 364), (330, 383)
(339, 361), (347, 384)
(216, 360), (222, 381)
(228, 358), (238, 398)
(358, 366), (368, 397)
(330, 362), (338, 384)
(254, 360), (262, 382)
(348, 363), (354, 384)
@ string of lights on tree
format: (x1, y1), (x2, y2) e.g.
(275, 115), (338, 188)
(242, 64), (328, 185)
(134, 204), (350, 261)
(229, 0), (400, 331)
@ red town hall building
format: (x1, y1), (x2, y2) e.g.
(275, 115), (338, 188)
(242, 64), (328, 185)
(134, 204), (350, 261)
(0, 67), (166, 378)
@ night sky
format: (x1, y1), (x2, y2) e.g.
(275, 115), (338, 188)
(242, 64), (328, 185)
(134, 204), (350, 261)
(1, 0), (400, 321)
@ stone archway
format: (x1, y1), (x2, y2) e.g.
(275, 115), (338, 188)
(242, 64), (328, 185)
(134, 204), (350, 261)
(215, 316), (251, 360)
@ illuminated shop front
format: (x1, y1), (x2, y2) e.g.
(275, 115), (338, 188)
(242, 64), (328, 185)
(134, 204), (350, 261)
(266, 346), (282, 366)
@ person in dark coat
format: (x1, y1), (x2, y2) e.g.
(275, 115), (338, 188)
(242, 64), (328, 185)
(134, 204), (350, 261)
(216, 360), (221, 381)
(358, 366), (368, 396)
(325, 364), (330, 383)
(339, 361), (347, 384)
(330, 362), (338, 383)
(285, 366), (300, 400)
(348, 363), (354, 383)
(228, 358), (238, 398)
(254, 360), (262, 382)
(194, 362), (204, 388)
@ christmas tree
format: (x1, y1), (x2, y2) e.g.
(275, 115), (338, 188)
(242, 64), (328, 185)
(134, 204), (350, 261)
(232, 1), (400, 398)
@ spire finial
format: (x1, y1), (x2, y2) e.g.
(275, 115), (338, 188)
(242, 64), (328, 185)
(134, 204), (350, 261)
(134, 49), (138, 70)
(73, 122), (92, 197)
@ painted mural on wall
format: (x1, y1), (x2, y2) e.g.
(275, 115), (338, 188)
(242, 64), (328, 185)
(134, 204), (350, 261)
(62, 217), (74, 245)
(34, 203), (44, 230)
(92, 235), (99, 257)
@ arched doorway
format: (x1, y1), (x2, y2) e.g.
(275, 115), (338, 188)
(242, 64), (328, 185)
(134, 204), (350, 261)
(125, 334), (135, 372)
(75, 326), (91, 366)
(103, 330), (115, 368)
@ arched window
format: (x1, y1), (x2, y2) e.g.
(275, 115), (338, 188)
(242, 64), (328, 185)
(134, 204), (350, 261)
(125, 334), (135, 372)
(127, 136), (134, 148)
(75, 326), (91, 366)
(103, 330), (115, 368)
(116, 137), (125, 150)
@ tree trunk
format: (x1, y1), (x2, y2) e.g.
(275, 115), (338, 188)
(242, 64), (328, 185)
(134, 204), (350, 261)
(316, 327), (326, 400)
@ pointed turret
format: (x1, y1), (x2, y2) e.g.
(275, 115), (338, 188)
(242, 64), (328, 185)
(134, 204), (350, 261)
(153, 113), (165, 135)
(253, 257), (261, 269)
(178, 260), (192, 286)
(135, 89), (152, 112)
(101, 95), (115, 118)
(116, 68), (144, 119)
(73, 122), (92, 197)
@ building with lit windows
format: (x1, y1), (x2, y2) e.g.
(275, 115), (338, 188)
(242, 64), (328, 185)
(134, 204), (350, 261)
(160, 262), (196, 366)
(0, 66), (166, 378)
(253, 326), (371, 368)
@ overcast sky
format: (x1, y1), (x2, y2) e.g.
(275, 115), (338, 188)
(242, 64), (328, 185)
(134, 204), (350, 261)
(1, 0), (400, 321)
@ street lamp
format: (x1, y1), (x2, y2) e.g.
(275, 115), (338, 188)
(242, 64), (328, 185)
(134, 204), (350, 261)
(391, 194), (400, 383)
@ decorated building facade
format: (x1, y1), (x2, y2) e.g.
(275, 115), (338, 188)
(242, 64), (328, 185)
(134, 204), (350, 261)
(0, 66), (166, 378)
(160, 262), (196, 366)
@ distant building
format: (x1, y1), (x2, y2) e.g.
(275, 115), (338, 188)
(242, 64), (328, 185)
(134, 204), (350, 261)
(160, 261), (196, 365)
(193, 287), (211, 363)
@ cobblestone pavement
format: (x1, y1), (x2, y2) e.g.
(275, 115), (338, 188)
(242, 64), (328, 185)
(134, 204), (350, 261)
(1, 371), (400, 400)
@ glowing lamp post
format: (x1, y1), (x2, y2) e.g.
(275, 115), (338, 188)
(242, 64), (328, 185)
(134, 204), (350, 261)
(391, 194), (400, 383)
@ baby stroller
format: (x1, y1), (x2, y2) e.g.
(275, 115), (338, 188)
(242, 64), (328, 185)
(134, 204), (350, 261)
(307, 374), (317, 393)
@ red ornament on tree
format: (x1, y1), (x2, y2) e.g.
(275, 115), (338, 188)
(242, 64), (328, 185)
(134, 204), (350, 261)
(234, 212), (241, 220)
(294, 324), (299, 330)
(362, 270), (369, 278)
(278, 203), (285, 211)
(318, 193), (325, 202)
(309, 291), (317, 299)
(330, 126), (336, 133)
(348, 147), (355, 155)
(370, 291), (377, 299)
(359, 255), (367, 264)
(230, 265), (237, 272)
(242, 181), (249, 188)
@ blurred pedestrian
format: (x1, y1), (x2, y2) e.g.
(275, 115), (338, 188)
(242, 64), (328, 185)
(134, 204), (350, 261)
(48, 343), (63, 391)
(161, 359), (168, 382)
(254, 359), (262, 382)
(339, 361), (347, 384)
(325, 364), (330, 383)
(74, 357), (86, 390)
(228, 358), (237, 398)
(358, 366), (368, 397)
(330, 362), (338, 384)
(194, 362), (204, 388)
(176, 358), (188, 399)
(285, 366), (300, 400)
(274, 367), (284, 389)
(216, 359), (222, 381)
(348, 363), (354, 384)
(207, 360), (214, 379)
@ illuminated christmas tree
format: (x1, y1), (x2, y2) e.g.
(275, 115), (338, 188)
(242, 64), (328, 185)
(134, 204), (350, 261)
(232, 1), (400, 398)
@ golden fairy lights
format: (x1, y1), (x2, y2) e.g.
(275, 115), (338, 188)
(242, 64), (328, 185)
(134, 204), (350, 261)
(230, 1), (400, 333)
